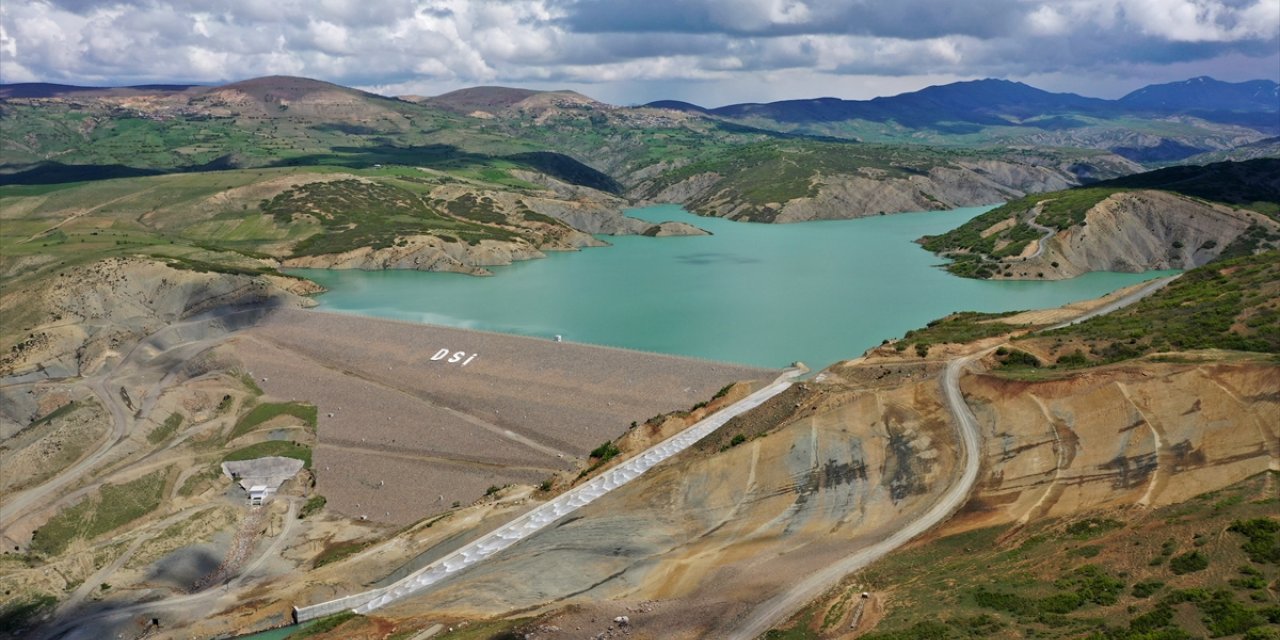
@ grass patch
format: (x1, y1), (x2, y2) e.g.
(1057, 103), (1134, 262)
(895, 311), (1024, 351)
(221, 440), (312, 468)
(30, 401), (80, 427)
(30, 469), (169, 556)
(228, 401), (317, 441)
(292, 611), (360, 638)
(147, 412), (183, 445)
(0, 593), (56, 632)
(314, 538), (374, 568)
(299, 495), (327, 519)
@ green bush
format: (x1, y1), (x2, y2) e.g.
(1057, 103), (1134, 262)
(1132, 580), (1165, 598)
(299, 495), (326, 519)
(1056, 350), (1089, 367)
(1228, 518), (1280, 564)
(1170, 550), (1209, 575)
(1000, 349), (1041, 368)
(589, 441), (620, 461)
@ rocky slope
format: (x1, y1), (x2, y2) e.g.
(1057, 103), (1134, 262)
(1013, 191), (1276, 278)
(638, 155), (1139, 223)
(923, 160), (1280, 279)
(372, 370), (963, 638)
(0, 257), (318, 380)
(950, 359), (1278, 532)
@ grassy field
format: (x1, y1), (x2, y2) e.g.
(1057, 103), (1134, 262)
(767, 472), (1280, 640)
(1030, 251), (1280, 365)
(147, 412), (184, 444)
(29, 468), (170, 556)
(228, 401), (318, 441)
(221, 440), (313, 468)
(0, 161), (565, 300)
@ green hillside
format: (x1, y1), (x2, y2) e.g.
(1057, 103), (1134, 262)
(768, 472), (1280, 640)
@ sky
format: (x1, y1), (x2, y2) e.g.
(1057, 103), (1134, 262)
(1, 0), (1277, 107)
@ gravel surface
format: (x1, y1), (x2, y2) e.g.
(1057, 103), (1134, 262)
(234, 308), (775, 525)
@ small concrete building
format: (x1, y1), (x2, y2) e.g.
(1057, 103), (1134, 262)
(221, 456), (304, 506)
(248, 485), (271, 506)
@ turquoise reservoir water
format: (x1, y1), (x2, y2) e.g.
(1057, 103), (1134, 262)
(292, 205), (1174, 370)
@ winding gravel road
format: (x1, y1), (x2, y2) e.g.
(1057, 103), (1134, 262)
(731, 272), (1182, 638)
(727, 351), (986, 640)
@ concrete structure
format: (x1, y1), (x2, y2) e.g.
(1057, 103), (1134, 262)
(221, 456), (304, 506)
(248, 485), (270, 506)
(294, 366), (803, 622)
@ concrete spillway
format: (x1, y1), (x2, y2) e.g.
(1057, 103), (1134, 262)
(294, 368), (800, 621)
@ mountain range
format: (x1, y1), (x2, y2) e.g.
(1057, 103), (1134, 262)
(647, 77), (1278, 142)
(1, 73), (1276, 209)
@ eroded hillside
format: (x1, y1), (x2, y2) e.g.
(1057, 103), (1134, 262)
(922, 159), (1280, 279)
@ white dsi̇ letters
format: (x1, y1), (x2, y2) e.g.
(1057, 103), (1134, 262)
(430, 348), (478, 366)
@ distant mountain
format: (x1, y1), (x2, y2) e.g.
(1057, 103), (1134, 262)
(630, 76), (1278, 161)
(642, 100), (710, 113)
(0, 82), (199, 98)
(708, 79), (1110, 131)
(693, 79), (1109, 133)
(212, 75), (386, 103)
(418, 86), (545, 114)
(1119, 76), (1279, 112)
(418, 86), (603, 116)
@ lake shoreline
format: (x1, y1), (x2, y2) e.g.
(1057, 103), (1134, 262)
(290, 204), (1179, 371)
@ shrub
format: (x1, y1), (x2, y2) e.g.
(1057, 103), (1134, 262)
(1170, 550), (1209, 575)
(1132, 580), (1165, 598)
(299, 495), (326, 519)
(1228, 518), (1280, 564)
(1056, 350), (1089, 367)
(1000, 349), (1041, 368)
(589, 441), (620, 461)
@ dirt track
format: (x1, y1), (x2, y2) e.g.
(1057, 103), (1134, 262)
(235, 309), (776, 525)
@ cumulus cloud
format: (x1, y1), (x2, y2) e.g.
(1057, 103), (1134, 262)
(0, 0), (1275, 101)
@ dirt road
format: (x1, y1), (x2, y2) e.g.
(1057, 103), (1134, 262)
(731, 272), (1182, 638)
(727, 352), (985, 640)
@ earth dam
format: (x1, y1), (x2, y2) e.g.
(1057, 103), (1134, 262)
(292, 204), (1176, 370)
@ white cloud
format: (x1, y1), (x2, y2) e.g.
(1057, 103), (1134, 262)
(0, 0), (1274, 102)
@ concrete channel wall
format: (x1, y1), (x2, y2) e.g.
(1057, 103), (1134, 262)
(294, 368), (801, 622)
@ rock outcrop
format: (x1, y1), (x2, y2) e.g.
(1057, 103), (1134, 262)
(1010, 191), (1277, 279)
(946, 360), (1279, 533)
(639, 158), (1141, 223)
(0, 257), (317, 378)
(285, 236), (555, 276)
